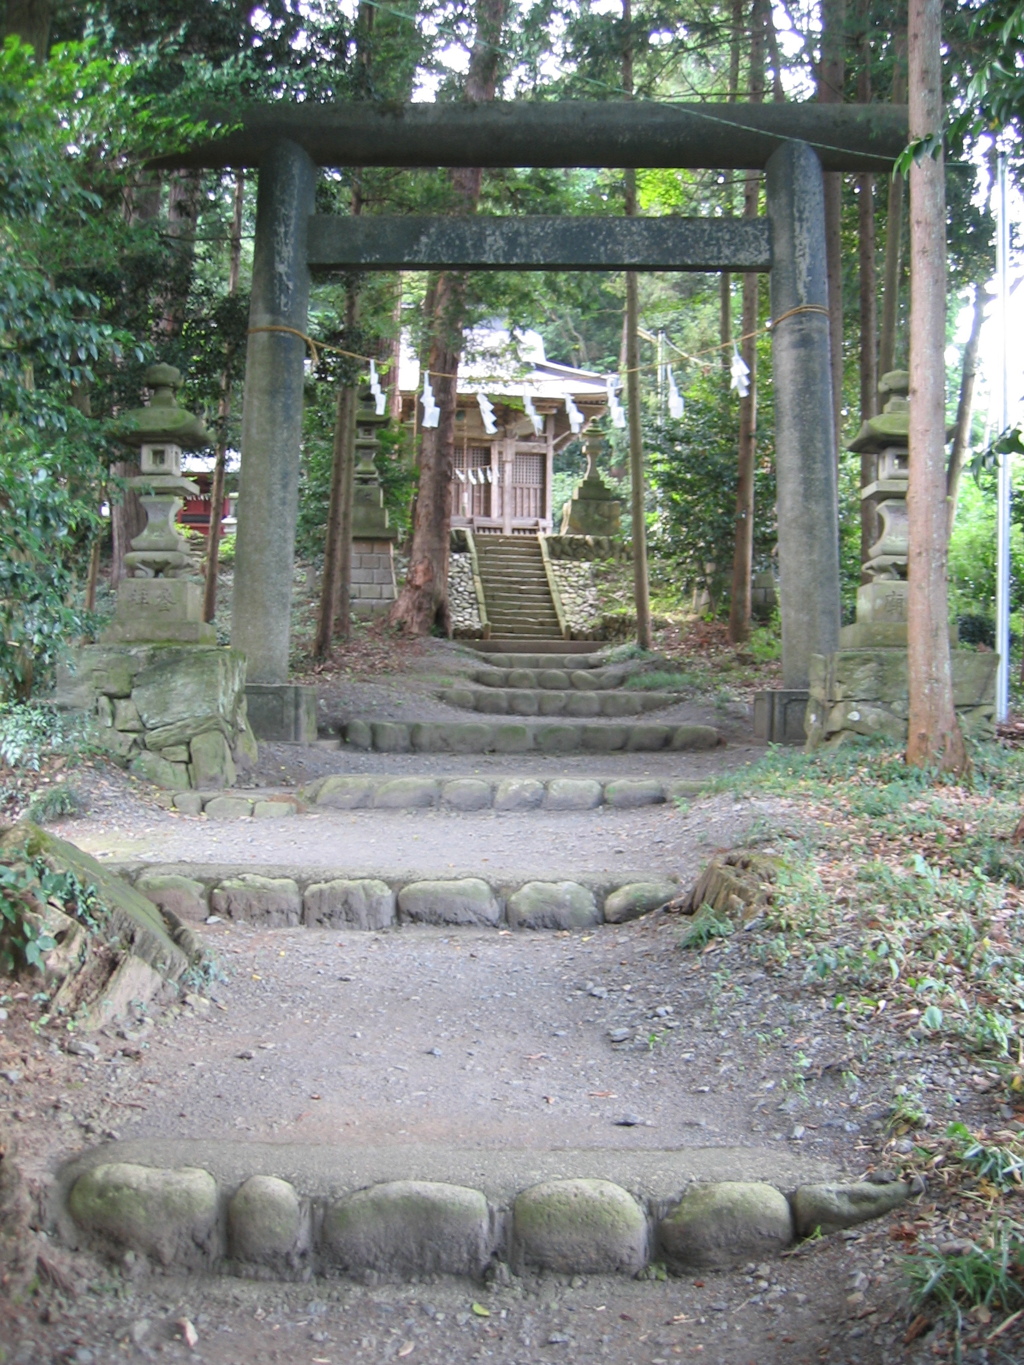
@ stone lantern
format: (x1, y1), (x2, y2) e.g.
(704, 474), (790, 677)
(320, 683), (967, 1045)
(803, 369), (995, 747)
(560, 429), (622, 538)
(104, 364), (215, 644)
(842, 369), (913, 647)
(350, 387), (398, 615)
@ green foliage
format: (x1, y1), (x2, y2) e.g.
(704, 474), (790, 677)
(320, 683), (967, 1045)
(948, 468), (1024, 619)
(623, 669), (699, 691)
(646, 372), (775, 612)
(948, 1123), (1024, 1190)
(0, 852), (104, 974)
(0, 703), (88, 773)
(908, 1217), (1024, 1328)
(0, 447), (102, 700)
(26, 785), (84, 825)
(679, 903), (733, 950)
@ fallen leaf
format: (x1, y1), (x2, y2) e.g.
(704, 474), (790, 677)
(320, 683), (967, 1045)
(544, 1095), (556, 1104)
(903, 1313), (931, 1345)
(589, 1091), (617, 1098)
(398, 1341), (415, 1357)
(177, 1318), (199, 1348)
(471, 1302), (490, 1317)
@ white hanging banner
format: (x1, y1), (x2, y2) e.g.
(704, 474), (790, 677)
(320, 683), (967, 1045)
(368, 360), (387, 416)
(421, 373), (440, 428)
(667, 368), (684, 420)
(455, 469), (466, 482)
(523, 392), (544, 435)
(565, 395), (584, 434)
(468, 468), (478, 485)
(730, 346), (751, 399)
(477, 392), (497, 435)
(605, 375), (626, 429)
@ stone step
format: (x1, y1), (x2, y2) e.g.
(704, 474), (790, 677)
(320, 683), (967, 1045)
(165, 775), (708, 821)
(469, 641), (601, 656)
(340, 718), (720, 754)
(481, 583), (552, 595)
(471, 665), (628, 688)
(59, 1137), (873, 1283)
(438, 687), (685, 718)
(468, 650), (604, 667)
(122, 861), (684, 929)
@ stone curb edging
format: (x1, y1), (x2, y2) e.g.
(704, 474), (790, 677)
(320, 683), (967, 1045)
(436, 687), (686, 718)
(60, 1156), (912, 1281)
(341, 720), (721, 755)
(166, 776), (710, 820)
(122, 865), (683, 931)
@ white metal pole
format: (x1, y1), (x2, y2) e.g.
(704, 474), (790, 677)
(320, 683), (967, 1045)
(996, 152), (1011, 721)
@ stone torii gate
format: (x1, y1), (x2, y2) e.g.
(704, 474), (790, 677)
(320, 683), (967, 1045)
(160, 101), (907, 735)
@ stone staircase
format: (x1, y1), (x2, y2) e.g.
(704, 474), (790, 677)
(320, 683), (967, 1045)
(474, 534), (563, 640)
(43, 640), (914, 1316)
(440, 655), (686, 719)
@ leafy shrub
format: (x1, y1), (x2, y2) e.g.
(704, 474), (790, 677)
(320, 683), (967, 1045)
(0, 853), (104, 974)
(26, 785), (84, 824)
(645, 372), (776, 613)
(958, 612), (996, 647)
(0, 703), (87, 772)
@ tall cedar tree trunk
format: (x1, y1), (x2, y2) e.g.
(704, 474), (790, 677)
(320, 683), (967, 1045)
(719, 0), (743, 374)
(113, 173), (202, 584)
(856, 17), (879, 574)
(727, 0), (766, 645)
(389, 0), (506, 634)
(1, 0), (50, 54)
(879, 41), (907, 377)
(315, 259), (361, 656)
(945, 283), (990, 538)
(203, 171), (245, 623)
(906, 0), (967, 774)
(109, 179), (163, 585)
(818, 0), (846, 448)
(622, 0), (652, 650)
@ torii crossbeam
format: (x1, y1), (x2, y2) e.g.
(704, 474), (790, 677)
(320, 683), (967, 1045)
(153, 101), (907, 702)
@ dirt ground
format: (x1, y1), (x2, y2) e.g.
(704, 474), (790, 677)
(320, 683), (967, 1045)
(0, 632), (1014, 1365)
(2, 898), (990, 1365)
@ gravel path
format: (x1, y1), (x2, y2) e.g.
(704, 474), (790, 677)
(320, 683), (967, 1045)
(70, 792), (779, 883)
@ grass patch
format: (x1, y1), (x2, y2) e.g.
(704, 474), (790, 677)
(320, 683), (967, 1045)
(623, 669), (701, 692)
(679, 903), (733, 950)
(25, 784), (84, 824)
(908, 1217), (1024, 1330)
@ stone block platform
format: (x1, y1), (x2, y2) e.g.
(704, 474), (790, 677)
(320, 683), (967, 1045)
(340, 719), (720, 754)
(438, 686), (685, 717)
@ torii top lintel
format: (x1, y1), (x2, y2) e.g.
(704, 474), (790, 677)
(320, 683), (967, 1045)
(152, 100), (907, 173)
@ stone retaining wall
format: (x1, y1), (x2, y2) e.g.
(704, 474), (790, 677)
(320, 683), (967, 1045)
(61, 1156), (911, 1281)
(448, 551), (482, 636)
(55, 644), (257, 790)
(125, 865), (683, 930)
(342, 720), (719, 753)
(545, 535), (629, 562)
(548, 560), (602, 636)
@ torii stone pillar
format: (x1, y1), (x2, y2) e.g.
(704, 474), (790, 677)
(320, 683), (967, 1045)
(761, 140), (841, 721)
(232, 139), (318, 742)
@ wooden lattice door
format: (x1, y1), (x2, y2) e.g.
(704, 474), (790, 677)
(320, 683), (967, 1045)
(452, 444), (492, 520)
(510, 450), (543, 521)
